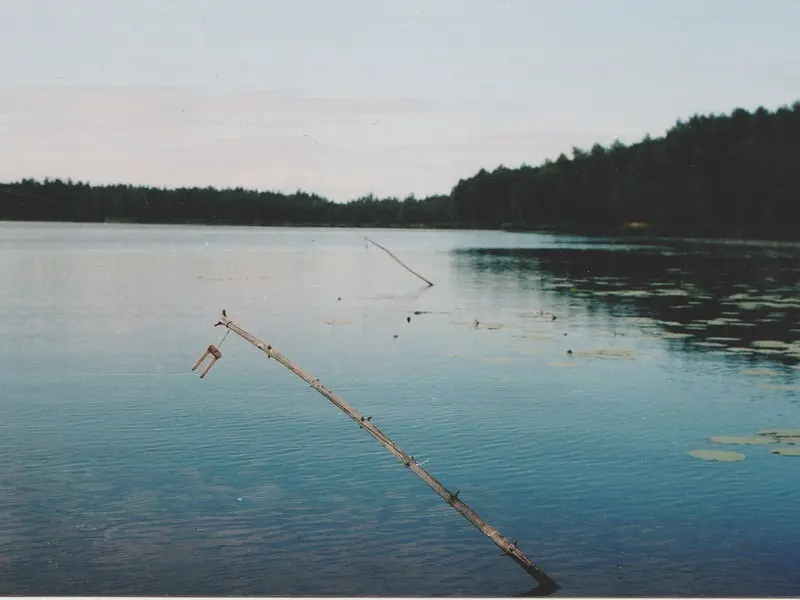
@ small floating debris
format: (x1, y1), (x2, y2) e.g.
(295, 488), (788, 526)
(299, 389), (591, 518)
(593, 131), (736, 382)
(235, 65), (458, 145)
(689, 449), (745, 462)
(710, 435), (774, 445)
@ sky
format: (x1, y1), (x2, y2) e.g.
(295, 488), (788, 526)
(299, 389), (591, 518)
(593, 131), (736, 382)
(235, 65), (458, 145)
(1, 0), (799, 202)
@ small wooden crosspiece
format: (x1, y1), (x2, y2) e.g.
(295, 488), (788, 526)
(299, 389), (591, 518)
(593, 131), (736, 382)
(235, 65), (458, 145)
(192, 344), (222, 378)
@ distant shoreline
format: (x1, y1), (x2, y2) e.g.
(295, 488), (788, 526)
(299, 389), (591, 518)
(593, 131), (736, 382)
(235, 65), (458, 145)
(3, 218), (800, 249)
(2, 102), (799, 243)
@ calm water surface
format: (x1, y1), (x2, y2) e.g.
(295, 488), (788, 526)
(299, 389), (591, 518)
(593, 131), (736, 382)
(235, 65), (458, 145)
(1, 222), (799, 596)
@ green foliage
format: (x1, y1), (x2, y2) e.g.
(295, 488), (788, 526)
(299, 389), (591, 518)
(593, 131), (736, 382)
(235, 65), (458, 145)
(450, 102), (800, 240)
(0, 180), (455, 229)
(1, 102), (798, 239)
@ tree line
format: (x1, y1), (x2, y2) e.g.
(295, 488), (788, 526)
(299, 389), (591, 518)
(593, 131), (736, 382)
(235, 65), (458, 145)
(1, 101), (798, 240)
(451, 102), (800, 240)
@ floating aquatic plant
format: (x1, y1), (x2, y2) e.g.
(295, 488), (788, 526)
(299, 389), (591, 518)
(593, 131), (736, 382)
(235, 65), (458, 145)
(689, 449), (745, 462)
(772, 447), (800, 456)
(710, 435), (774, 445)
(757, 428), (800, 437)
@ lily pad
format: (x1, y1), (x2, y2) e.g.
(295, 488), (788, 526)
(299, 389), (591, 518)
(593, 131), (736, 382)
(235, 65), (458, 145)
(757, 428), (800, 437)
(710, 435), (775, 445)
(772, 447), (800, 456)
(775, 436), (800, 445)
(689, 449), (745, 462)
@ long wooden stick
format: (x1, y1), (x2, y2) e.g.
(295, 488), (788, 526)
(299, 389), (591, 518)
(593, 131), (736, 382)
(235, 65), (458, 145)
(365, 236), (434, 287)
(207, 311), (559, 593)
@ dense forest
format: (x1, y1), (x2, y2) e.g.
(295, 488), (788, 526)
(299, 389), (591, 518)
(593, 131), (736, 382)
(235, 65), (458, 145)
(1, 102), (798, 240)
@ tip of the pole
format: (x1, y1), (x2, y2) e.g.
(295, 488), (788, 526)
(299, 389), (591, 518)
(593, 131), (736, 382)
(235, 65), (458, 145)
(516, 582), (560, 597)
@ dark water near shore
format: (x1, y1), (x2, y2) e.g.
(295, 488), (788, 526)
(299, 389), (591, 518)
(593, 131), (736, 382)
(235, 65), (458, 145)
(1, 222), (799, 596)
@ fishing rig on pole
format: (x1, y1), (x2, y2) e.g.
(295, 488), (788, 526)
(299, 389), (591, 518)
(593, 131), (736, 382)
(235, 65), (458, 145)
(192, 309), (559, 594)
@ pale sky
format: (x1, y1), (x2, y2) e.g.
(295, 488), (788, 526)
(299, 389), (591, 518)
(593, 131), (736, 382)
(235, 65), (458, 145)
(1, 0), (799, 201)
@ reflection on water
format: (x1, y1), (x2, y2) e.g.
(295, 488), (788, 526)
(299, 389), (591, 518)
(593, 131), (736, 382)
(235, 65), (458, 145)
(453, 241), (800, 369)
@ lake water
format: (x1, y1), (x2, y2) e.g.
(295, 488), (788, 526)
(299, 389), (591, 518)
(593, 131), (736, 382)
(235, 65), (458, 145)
(1, 222), (799, 597)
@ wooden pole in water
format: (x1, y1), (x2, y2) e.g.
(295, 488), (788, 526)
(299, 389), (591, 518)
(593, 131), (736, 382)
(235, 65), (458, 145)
(364, 236), (434, 287)
(204, 311), (559, 593)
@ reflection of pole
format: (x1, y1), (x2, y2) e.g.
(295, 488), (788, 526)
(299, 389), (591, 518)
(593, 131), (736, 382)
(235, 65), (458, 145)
(204, 311), (559, 593)
(364, 236), (434, 287)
